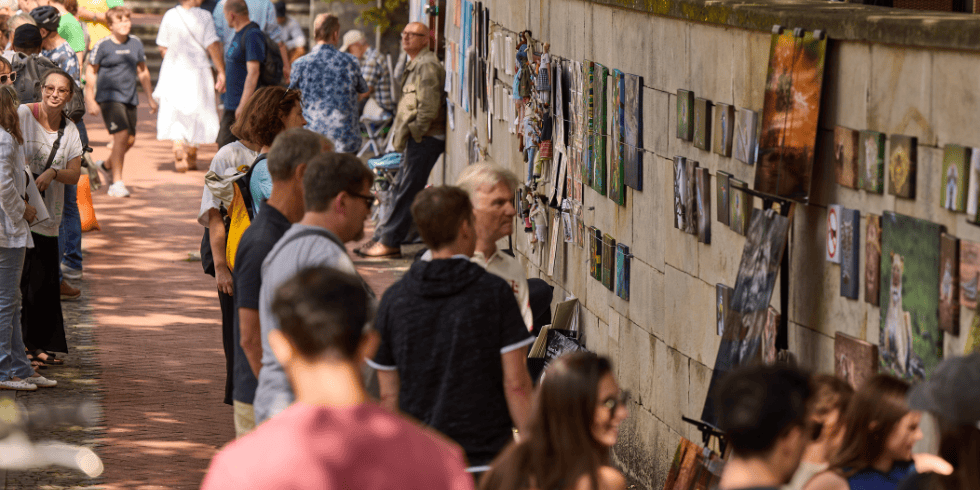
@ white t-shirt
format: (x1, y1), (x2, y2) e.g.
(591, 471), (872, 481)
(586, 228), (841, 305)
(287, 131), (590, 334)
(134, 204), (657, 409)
(198, 141), (259, 227)
(19, 104), (83, 237)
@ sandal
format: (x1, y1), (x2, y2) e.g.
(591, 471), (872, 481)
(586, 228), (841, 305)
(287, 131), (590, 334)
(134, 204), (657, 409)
(33, 350), (65, 366)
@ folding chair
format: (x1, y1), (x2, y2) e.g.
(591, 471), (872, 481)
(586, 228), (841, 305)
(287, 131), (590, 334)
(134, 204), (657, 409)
(357, 55), (400, 157)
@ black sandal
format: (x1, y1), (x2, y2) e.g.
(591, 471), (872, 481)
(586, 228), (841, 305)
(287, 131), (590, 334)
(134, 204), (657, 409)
(33, 350), (65, 366)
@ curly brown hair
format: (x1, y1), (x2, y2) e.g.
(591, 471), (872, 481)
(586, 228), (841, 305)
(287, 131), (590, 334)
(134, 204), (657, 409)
(0, 85), (23, 145)
(230, 86), (302, 148)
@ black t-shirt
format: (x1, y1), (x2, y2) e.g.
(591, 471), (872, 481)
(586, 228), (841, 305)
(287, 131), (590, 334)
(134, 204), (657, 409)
(370, 258), (533, 468)
(231, 202), (292, 404)
(896, 473), (939, 490)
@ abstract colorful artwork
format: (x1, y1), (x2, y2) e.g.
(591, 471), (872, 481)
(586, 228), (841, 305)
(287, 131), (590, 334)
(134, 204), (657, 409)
(754, 29), (828, 202)
(624, 74), (643, 190)
(693, 97), (712, 151)
(835, 332), (879, 390)
(602, 233), (615, 291)
(696, 167), (711, 244)
(589, 226), (601, 280)
(716, 284), (732, 336)
(712, 103), (735, 157)
(840, 208), (860, 299)
(677, 90), (694, 141)
(961, 239), (980, 309)
(729, 179), (751, 236)
(592, 63), (608, 196)
(734, 108), (758, 166)
(941, 144), (970, 212)
(616, 243), (630, 300)
(827, 204), (841, 264)
(866, 214), (882, 306)
(716, 171), (731, 226)
(702, 209), (791, 426)
(888, 135), (916, 199)
(583, 61), (594, 189)
(834, 126), (858, 189)
(939, 233), (959, 335)
(966, 314), (980, 355)
(662, 438), (724, 490)
(609, 69), (625, 206)
(880, 212), (944, 382)
(858, 130), (885, 194)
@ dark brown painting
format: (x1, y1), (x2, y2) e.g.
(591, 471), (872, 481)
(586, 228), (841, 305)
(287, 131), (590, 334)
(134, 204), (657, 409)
(866, 214), (882, 306)
(834, 126), (858, 189)
(940, 233), (959, 335)
(834, 331), (879, 390)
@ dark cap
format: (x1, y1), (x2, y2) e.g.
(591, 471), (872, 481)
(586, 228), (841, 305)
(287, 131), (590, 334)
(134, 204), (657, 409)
(908, 353), (980, 429)
(274, 1), (286, 18)
(13, 24), (43, 50)
(30, 6), (61, 31)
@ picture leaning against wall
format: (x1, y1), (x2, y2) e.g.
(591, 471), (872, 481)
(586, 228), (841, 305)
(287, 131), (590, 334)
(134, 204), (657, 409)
(624, 73), (643, 190)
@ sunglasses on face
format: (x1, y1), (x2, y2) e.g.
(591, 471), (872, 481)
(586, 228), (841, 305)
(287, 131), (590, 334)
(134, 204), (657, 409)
(350, 191), (375, 208)
(0, 72), (17, 84)
(601, 390), (631, 416)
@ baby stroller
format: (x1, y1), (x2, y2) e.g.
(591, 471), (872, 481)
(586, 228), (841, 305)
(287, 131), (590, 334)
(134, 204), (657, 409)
(367, 151), (402, 223)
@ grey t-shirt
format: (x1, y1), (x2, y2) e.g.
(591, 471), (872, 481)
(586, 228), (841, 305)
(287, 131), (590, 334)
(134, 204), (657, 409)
(253, 224), (360, 424)
(90, 35), (146, 106)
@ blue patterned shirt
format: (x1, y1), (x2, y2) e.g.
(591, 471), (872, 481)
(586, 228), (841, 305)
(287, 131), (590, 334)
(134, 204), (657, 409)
(42, 42), (81, 84)
(290, 43), (368, 153)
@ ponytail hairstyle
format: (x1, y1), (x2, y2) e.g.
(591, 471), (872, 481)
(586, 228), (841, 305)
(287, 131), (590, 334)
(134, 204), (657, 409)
(0, 84), (23, 145)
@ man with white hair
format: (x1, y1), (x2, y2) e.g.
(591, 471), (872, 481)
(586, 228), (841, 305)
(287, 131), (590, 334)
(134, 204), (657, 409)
(340, 29), (394, 115)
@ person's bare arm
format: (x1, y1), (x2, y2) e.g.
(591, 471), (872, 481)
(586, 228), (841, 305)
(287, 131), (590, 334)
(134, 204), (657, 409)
(500, 345), (533, 435)
(207, 41), (226, 93)
(76, 7), (105, 23)
(278, 42), (290, 81)
(137, 62), (157, 113)
(913, 453), (953, 475)
(159, 46), (167, 58)
(801, 470), (850, 490)
(238, 307), (262, 377)
(85, 63), (100, 116)
(235, 61), (260, 118)
(377, 369), (400, 412)
(34, 156), (82, 192)
(208, 208), (233, 296)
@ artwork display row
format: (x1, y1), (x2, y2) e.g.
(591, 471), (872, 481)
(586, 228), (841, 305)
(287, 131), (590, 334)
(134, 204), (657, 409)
(588, 226), (631, 300)
(676, 90), (758, 166)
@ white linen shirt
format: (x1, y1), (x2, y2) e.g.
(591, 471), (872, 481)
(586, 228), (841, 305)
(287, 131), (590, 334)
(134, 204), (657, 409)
(0, 129), (32, 249)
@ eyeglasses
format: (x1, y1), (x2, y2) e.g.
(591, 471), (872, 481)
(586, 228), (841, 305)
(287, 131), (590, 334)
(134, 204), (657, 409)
(349, 191), (374, 208)
(42, 85), (70, 96)
(601, 390), (630, 416)
(0, 72), (16, 84)
(401, 31), (426, 38)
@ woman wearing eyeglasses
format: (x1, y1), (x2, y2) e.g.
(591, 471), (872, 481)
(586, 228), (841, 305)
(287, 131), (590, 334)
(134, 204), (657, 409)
(479, 352), (629, 490)
(17, 67), (82, 372)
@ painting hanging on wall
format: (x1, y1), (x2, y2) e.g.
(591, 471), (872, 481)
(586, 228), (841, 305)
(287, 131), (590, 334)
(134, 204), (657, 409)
(696, 167), (711, 244)
(939, 233), (959, 335)
(941, 144), (970, 212)
(879, 211), (944, 382)
(762, 306), (780, 365)
(693, 97), (712, 151)
(602, 233), (616, 291)
(866, 214), (882, 306)
(888, 135), (917, 199)
(686, 160), (699, 236)
(701, 209), (791, 426)
(734, 108), (758, 165)
(840, 208), (860, 299)
(834, 126), (858, 189)
(589, 226), (601, 280)
(729, 179), (751, 236)
(960, 239), (980, 309)
(967, 314), (980, 354)
(591, 63), (608, 196)
(624, 74), (643, 190)
(716, 284), (732, 336)
(858, 130), (885, 194)
(548, 211), (561, 277)
(674, 157), (690, 232)
(835, 332), (879, 390)
(754, 29), (828, 202)
(609, 69), (625, 206)
(583, 61), (594, 189)
(676, 89), (694, 141)
(827, 204), (842, 264)
(716, 171), (731, 226)
(712, 103), (735, 157)
(616, 243), (630, 300)
(966, 149), (980, 221)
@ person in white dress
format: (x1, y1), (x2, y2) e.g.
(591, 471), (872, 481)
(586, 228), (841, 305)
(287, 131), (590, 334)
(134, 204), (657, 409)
(153, 0), (226, 173)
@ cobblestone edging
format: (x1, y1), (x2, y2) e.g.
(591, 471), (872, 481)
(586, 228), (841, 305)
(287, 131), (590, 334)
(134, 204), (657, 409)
(4, 282), (105, 490)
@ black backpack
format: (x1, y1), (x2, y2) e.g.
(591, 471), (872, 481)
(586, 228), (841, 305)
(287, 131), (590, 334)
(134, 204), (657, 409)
(245, 24), (284, 87)
(10, 53), (86, 123)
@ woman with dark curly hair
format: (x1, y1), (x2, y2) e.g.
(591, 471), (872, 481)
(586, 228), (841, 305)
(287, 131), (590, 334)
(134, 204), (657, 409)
(197, 85), (305, 410)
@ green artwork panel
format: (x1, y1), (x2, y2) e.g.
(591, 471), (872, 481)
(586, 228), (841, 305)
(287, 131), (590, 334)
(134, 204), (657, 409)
(584, 61), (594, 187)
(879, 211), (944, 382)
(609, 69), (625, 206)
(941, 144), (970, 212)
(591, 63), (608, 196)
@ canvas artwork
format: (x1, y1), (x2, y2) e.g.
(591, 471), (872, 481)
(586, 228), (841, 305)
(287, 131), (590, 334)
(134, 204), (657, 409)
(939, 233), (959, 335)
(674, 157), (692, 233)
(840, 208), (860, 299)
(696, 167), (711, 244)
(826, 204), (842, 264)
(716, 171), (731, 226)
(879, 211), (944, 382)
(857, 130), (885, 194)
(591, 63), (609, 196)
(686, 160), (699, 236)
(677, 90), (694, 141)
(866, 214), (882, 306)
(967, 314), (980, 355)
(834, 332), (879, 390)
(716, 284), (732, 336)
(834, 127), (858, 189)
(693, 98), (712, 151)
(663, 438), (701, 490)
(762, 307), (780, 366)
(888, 135), (917, 199)
(941, 144), (970, 212)
(961, 239), (980, 309)
(584, 61), (594, 189)
(702, 209), (791, 426)
(609, 69), (626, 206)
(734, 108), (758, 165)
(729, 179), (751, 236)
(754, 29), (828, 202)
(548, 212), (561, 277)
(616, 243), (630, 300)
(967, 149), (980, 221)
(574, 202), (585, 248)
(589, 226), (601, 280)
(712, 103), (735, 157)
(602, 233), (616, 291)
(624, 74), (643, 190)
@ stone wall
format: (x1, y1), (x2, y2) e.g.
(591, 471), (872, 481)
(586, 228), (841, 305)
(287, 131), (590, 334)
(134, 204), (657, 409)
(434, 0), (980, 487)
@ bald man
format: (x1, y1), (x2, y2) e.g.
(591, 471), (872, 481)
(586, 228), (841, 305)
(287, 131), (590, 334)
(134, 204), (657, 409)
(357, 22), (447, 258)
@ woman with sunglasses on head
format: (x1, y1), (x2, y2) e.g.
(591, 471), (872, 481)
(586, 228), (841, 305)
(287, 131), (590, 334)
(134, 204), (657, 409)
(479, 352), (629, 490)
(786, 375), (855, 490)
(802, 374), (952, 490)
(0, 56), (15, 85)
(16, 68), (82, 374)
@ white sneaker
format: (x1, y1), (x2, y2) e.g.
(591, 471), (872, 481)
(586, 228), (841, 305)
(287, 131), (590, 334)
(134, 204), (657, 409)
(107, 181), (130, 198)
(61, 264), (82, 281)
(0, 379), (37, 390)
(25, 375), (57, 388)
(93, 159), (112, 184)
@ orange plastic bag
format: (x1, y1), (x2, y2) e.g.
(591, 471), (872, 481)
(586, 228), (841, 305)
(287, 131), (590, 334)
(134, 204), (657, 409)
(77, 175), (100, 232)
